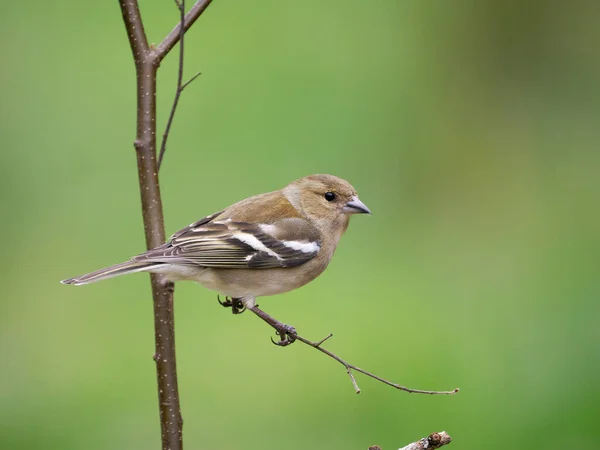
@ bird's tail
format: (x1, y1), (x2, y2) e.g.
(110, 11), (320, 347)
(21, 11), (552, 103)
(61, 260), (165, 286)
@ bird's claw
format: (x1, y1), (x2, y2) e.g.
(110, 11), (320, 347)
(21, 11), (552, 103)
(270, 324), (297, 347)
(217, 295), (246, 314)
(217, 295), (231, 307)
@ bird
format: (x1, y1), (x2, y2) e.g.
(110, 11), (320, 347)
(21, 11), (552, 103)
(61, 174), (371, 345)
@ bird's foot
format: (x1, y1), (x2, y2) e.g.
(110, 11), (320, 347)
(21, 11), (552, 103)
(217, 295), (246, 315)
(271, 323), (297, 347)
(247, 304), (297, 346)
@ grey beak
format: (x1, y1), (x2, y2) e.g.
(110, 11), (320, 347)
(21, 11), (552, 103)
(344, 195), (371, 214)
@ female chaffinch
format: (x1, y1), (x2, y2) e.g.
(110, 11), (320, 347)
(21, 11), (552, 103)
(62, 174), (370, 345)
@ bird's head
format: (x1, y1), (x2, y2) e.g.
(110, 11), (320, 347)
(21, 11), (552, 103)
(283, 174), (371, 232)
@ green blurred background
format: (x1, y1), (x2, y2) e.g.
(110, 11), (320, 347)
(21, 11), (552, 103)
(1, 1), (599, 449)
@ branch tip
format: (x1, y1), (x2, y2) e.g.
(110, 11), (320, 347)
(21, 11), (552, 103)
(398, 431), (452, 450)
(314, 333), (333, 347)
(293, 333), (458, 395)
(370, 431), (453, 450)
(155, 0), (213, 61)
(182, 71), (202, 90)
(347, 368), (361, 394)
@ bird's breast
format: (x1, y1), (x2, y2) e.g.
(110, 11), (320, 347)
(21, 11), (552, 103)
(190, 256), (330, 298)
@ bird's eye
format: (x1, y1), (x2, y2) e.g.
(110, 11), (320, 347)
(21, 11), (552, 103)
(324, 192), (336, 202)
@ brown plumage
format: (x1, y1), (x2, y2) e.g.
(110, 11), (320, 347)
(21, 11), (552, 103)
(62, 174), (370, 312)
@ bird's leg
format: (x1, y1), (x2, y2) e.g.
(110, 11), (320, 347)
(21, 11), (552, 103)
(217, 295), (246, 315)
(248, 305), (297, 347)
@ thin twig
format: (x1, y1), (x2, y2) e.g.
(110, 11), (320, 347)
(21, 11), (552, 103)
(294, 334), (460, 395)
(346, 367), (361, 394)
(158, 0), (186, 170)
(314, 332), (333, 347)
(182, 71), (202, 90)
(158, 1), (204, 169)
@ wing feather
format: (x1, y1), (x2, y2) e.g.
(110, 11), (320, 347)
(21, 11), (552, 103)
(133, 214), (320, 269)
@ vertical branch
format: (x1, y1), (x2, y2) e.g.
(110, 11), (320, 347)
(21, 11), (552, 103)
(118, 0), (212, 448)
(118, 1), (182, 448)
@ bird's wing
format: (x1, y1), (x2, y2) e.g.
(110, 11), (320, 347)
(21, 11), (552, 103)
(133, 214), (321, 269)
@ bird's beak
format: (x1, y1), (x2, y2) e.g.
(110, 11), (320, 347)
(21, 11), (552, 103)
(344, 196), (371, 214)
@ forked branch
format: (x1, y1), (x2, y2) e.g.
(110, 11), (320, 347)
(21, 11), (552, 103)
(294, 333), (459, 395)
(247, 303), (458, 395)
(158, 0), (203, 169)
(154, 0), (213, 61)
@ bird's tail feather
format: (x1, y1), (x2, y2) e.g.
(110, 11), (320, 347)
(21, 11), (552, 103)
(61, 261), (165, 286)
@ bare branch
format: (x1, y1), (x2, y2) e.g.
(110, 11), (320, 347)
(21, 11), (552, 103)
(119, 0), (150, 61)
(398, 431), (453, 450)
(158, 0), (186, 170)
(116, 0), (216, 448)
(346, 367), (361, 394)
(182, 71), (202, 90)
(313, 332), (333, 347)
(368, 432), (452, 450)
(248, 304), (458, 395)
(295, 334), (460, 395)
(154, 0), (213, 62)
(158, 1), (204, 170)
